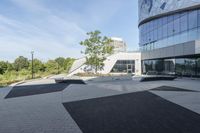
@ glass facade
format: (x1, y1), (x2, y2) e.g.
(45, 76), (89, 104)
(142, 59), (174, 75)
(111, 60), (135, 73)
(139, 9), (200, 51)
(142, 57), (200, 77)
(176, 58), (196, 77)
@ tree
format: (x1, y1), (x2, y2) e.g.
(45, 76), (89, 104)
(55, 57), (65, 68)
(29, 59), (45, 73)
(80, 30), (113, 73)
(45, 60), (58, 74)
(6, 62), (14, 71)
(64, 58), (75, 73)
(0, 61), (8, 74)
(13, 56), (29, 71)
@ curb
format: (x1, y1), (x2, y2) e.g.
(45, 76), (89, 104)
(84, 76), (132, 83)
(9, 80), (26, 87)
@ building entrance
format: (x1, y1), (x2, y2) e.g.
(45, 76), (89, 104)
(127, 64), (133, 73)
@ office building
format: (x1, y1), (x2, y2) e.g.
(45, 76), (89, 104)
(139, 0), (200, 77)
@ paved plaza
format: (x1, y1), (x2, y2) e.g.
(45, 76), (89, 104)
(0, 78), (200, 133)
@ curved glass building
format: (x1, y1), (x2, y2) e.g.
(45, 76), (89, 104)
(139, 0), (200, 77)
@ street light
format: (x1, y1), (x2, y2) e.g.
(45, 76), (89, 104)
(31, 51), (34, 79)
(57, 63), (59, 74)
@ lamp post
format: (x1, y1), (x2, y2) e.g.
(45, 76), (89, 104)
(57, 62), (60, 74)
(31, 51), (34, 79)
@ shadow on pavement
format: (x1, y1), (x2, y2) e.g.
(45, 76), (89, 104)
(5, 80), (85, 99)
(150, 86), (199, 92)
(63, 90), (200, 133)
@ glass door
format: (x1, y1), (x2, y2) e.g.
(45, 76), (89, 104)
(127, 64), (132, 73)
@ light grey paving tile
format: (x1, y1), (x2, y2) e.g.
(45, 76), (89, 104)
(0, 91), (82, 133)
(151, 91), (200, 114)
(0, 78), (200, 133)
(62, 84), (122, 103)
(0, 87), (12, 100)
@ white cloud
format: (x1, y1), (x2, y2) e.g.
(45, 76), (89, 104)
(10, 0), (49, 13)
(0, 1), (87, 61)
(0, 0), (124, 61)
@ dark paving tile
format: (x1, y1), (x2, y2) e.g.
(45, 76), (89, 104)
(140, 76), (177, 82)
(5, 83), (69, 99)
(55, 79), (85, 84)
(150, 86), (198, 92)
(63, 91), (200, 133)
(5, 80), (85, 99)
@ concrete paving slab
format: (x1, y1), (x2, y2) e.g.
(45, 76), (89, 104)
(62, 84), (122, 103)
(63, 91), (200, 133)
(151, 91), (200, 114)
(0, 89), (82, 133)
(0, 78), (200, 133)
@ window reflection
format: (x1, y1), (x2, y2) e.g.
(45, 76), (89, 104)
(111, 60), (135, 73)
(142, 58), (200, 77)
(139, 9), (200, 51)
(196, 58), (200, 77)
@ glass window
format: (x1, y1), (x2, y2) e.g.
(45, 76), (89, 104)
(196, 58), (200, 77)
(188, 28), (198, 41)
(145, 24), (148, 33)
(168, 36), (174, 46)
(150, 31), (154, 42)
(167, 21), (174, 36)
(164, 59), (175, 75)
(141, 34), (144, 44)
(143, 25), (146, 35)
(154, 28), (158, 41)
(167, 16), (173, 23)
(158, 18), (162, 27)
(173, 33), (180, 45)
(139, 28), (142, 43)
(162, 24), (168, 38)
(153, 20), (157, 30)
(198, 10), (200, 27)
(198, 27), (200, 39)
(142, 25), (146, 35)
(158, 27), (162, 39)
(174, 13), (180, 20)
(111, 60), (135, 73)
(139, 9), (200, 51)
(147, 32), (150, 42)
(179, 31), (188, 43)
(184, 58), (196, 76)
(175, 59), (185, 76)
(142, 60), (153, 74)
(155, 60), (164, 73)
(180, 12), (188, 32)
(143, 58), (200, 77)
(173, 17), (180, 35)
(162, 16), (168, 25)
(144, 34), (147, 44)
(188, 10), (197, 30)
(142, 60), (165, 74)
(149, 21), (154, 32)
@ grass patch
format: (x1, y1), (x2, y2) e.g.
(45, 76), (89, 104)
(0, 73), (68, 87)
(0, 70), (62, 87)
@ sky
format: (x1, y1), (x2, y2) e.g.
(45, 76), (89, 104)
(0, 0), (139, 62)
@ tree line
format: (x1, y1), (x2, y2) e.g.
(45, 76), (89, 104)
(0, 56), (75, 75)
(0, 56), (75, 86)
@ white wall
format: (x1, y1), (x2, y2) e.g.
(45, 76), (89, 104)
(68, 58), (86, 76)
(68, 52), (142, 76)
(100, 52), (141, 75)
